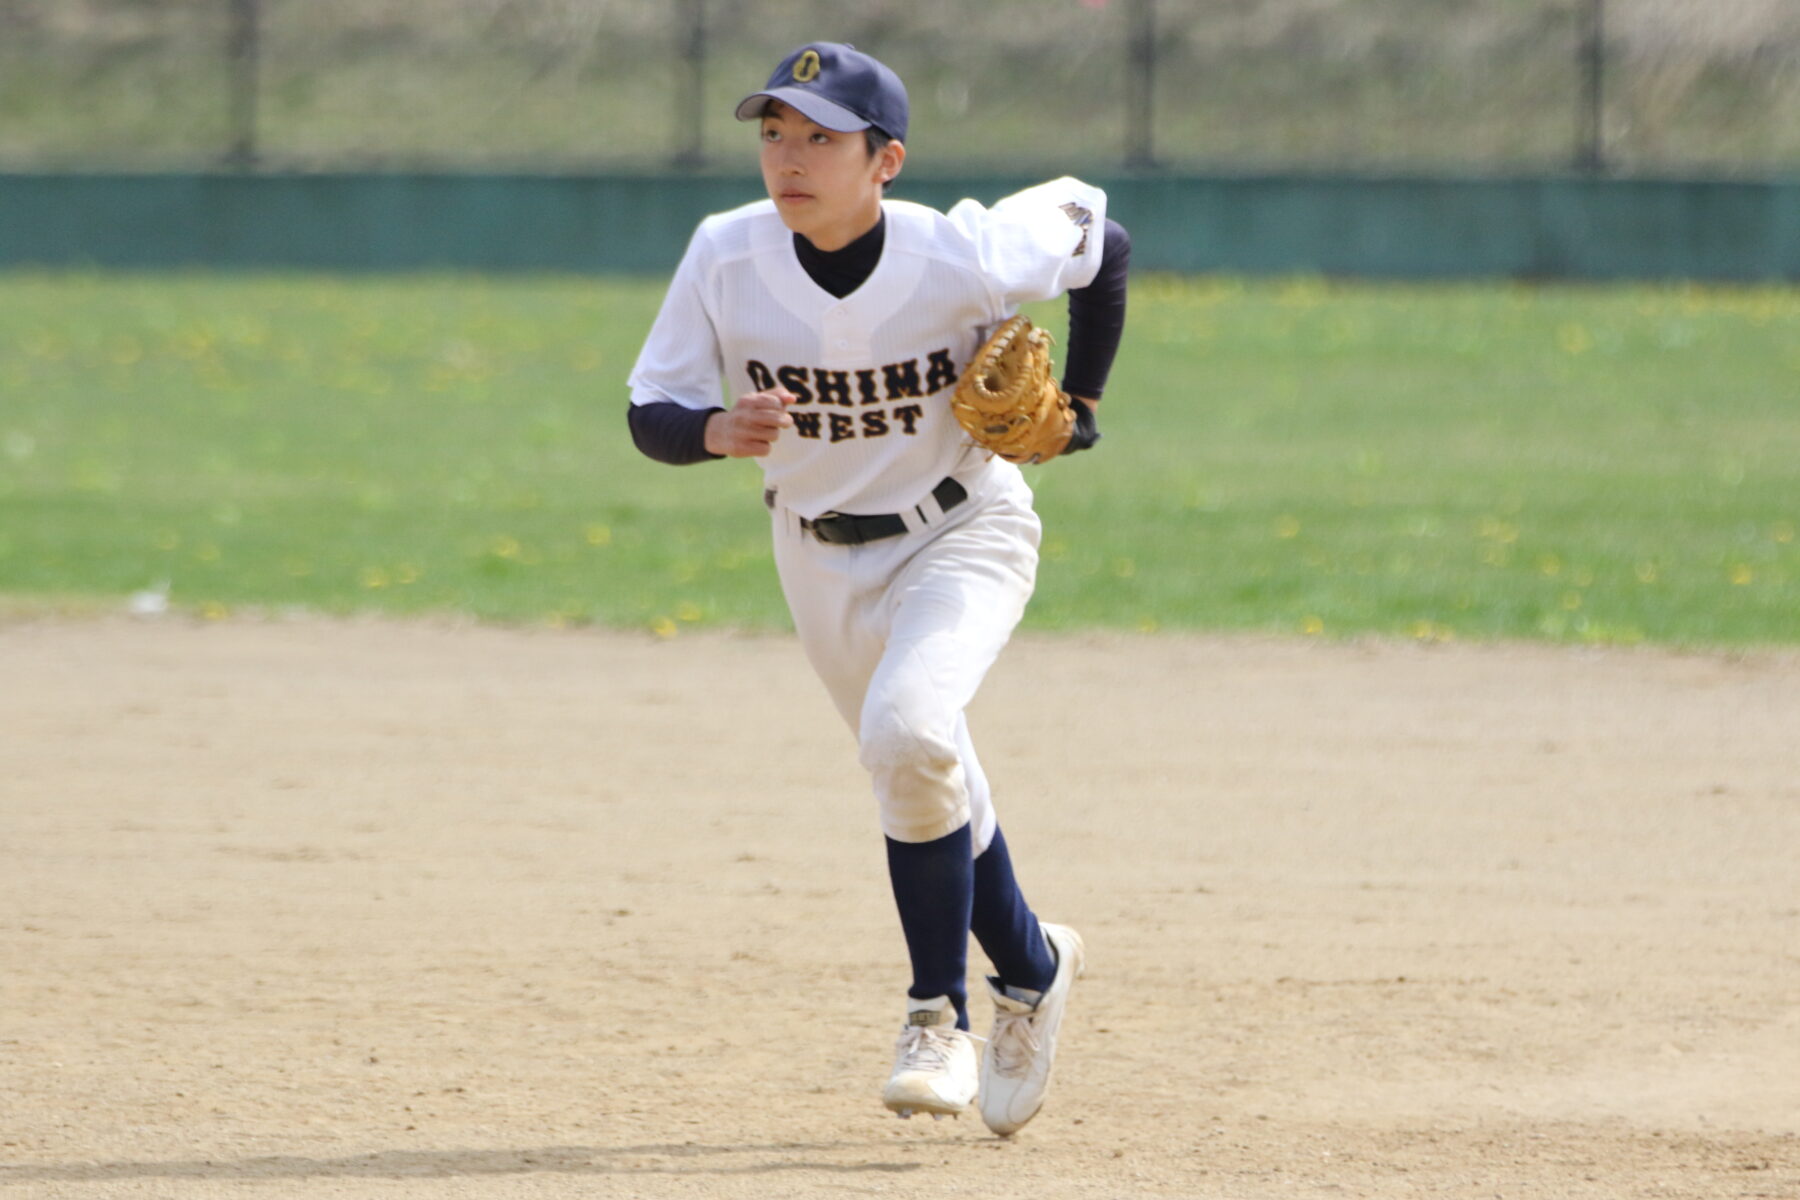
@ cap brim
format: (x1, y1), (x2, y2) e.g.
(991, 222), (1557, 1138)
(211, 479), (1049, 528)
(734, 87), (871, 133)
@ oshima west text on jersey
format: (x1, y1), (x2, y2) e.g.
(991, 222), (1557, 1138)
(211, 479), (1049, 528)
(744, 350), (958, 443)
(627, 177), (1106, 517)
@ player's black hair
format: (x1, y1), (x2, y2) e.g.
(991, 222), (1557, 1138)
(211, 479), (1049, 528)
(866, 129), (897, 193)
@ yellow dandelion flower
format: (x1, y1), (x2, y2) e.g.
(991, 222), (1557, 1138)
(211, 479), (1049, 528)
(650, 616), (679, 639)
(676, 601), (703, 622)
(1135, 616), (1160, 633)
(24, 329), (66, 359)
(1635, 561), (1658, 584)
(200, 601), (229, 621)
(360, 566), (389, 589)
(171, 328), (214, 359)
(1730, 564), (1755, 586)
(1561, 590), (1583, 611)
(1274, 515), (1301, 539)
(1772, 522), (1795, 545)
(490, 535), (521, 559)
(586, 524), (613, 547)
(1538, 554), (1562, 577)
(1302, 615), (1324, 636)
(1276, 278), (1326, 308)
(1556, 323), (1592, 355)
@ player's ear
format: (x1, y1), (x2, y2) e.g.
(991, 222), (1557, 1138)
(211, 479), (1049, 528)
(879, 140), (905, 183)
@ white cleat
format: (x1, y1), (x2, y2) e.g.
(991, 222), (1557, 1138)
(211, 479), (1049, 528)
(979, 922), (1086, 1137)
(881, 995), (979, 1119)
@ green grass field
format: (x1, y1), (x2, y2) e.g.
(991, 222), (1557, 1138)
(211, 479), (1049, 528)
(1, 273), (1796, 646)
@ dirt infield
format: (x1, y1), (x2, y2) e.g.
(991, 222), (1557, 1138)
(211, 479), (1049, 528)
(2, 616), (1797, 1199)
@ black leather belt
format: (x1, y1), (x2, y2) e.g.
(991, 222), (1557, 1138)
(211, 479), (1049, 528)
(777, 477), (968, 546)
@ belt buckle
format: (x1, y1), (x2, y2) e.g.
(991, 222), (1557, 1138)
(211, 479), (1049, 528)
(804, 512), (857, 545)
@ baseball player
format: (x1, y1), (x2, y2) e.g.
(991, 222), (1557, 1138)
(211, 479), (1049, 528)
(627, 42), (1129, 1135)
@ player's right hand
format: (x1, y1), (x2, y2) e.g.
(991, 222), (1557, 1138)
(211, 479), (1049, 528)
(705, 389), (795, 458)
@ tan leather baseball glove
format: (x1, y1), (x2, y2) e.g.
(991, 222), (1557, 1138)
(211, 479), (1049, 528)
(949, 315), (1076, 465)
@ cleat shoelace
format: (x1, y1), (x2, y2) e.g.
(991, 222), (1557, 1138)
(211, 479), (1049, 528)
(987, 1010), (1041, 1078)
(894, 1024), (960, 1073)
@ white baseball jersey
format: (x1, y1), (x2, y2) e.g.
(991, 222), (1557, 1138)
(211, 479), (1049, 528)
(628, 177), (1107, 518)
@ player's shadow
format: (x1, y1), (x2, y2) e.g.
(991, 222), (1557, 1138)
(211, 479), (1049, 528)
(0, 1141), (937, 1182)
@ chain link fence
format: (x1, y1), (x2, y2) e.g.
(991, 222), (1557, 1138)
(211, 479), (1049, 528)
(2, 0), (1797, 174)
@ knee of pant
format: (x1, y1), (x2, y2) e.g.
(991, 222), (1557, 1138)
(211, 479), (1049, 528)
(859, 711), (966, 843)
(873, 760), (968, 843)
(858, 705), (956, 780)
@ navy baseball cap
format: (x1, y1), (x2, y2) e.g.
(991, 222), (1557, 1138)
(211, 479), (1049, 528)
(735, 42), (908, 143)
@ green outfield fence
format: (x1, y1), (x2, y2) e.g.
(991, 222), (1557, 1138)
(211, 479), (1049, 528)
(2, 172), (1798, 282)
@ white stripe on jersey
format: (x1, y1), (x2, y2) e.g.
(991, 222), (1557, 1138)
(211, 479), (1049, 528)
(629, 177), (1107, 519)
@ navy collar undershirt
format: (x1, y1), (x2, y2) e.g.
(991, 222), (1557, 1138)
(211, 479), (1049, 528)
(793, 212), (886, 300)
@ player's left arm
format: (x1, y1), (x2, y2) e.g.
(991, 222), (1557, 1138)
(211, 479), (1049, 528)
(1059, 219), (1132, 455)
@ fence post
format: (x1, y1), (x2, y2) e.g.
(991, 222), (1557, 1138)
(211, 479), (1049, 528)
(1125, 0), (1157, 168)
(673, 0), (706, 168)
(225, 0), (260, 168)
(1576, 0), (1605, 172)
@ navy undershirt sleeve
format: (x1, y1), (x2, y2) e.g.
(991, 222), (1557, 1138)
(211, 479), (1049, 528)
(627, 400), (723, 465)
(1061, 219), (1131, 402)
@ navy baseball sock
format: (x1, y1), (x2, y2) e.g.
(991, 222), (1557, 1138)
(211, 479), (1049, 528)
(884, 823), (974, 1031)
(970, 826), (1058, 995)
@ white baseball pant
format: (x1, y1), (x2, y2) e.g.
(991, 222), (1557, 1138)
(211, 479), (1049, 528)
(770, 461), (1040, 850)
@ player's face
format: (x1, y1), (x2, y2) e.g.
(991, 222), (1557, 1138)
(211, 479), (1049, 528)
(759, 102), (899, 252)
